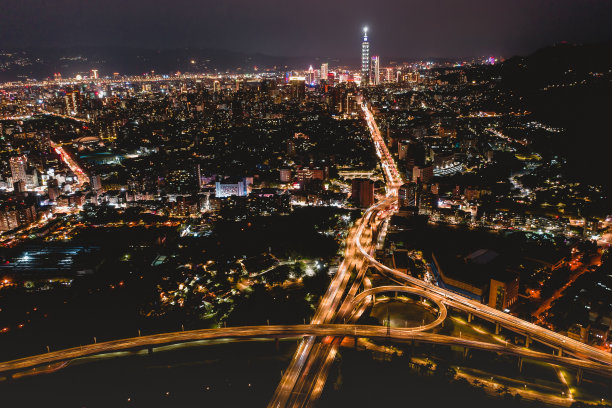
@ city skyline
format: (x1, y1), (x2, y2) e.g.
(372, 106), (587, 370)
(1, 2), (612, 407)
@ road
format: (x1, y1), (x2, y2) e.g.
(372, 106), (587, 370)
(51, 141), (90, 187)
(1, 324), (609, 378)
(532, 254), (601, 322)
(354, 203), (612, 365)
(353, 102), (612, 366)
(268, 211), (378, 407)
(3, 100), (610, 406)
(268, 101), (611, 407)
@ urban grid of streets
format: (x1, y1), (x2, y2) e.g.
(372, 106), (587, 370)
(0, 98), (611, 407)
(267, 100), (612, 407)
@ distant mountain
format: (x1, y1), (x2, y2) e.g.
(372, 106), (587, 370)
(499, 42), (612, 90)
(498, 42), (612, 197)
(0, 47), (344, 81)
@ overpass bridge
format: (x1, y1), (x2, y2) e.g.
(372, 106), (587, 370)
(1, 324), (610, 380)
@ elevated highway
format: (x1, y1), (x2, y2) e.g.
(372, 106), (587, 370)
(267, 101), (612, 407)
(1, 324), (610, 379)
(354, 197), (612, 365)
(355, 101), (612, 366)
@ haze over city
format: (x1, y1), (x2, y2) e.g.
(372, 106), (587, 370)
(2, 0), (612, 58)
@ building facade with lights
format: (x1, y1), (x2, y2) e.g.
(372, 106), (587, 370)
(361, 28), (370, 86)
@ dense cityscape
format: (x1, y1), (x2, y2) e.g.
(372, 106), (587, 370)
(1, 1), (612, 406)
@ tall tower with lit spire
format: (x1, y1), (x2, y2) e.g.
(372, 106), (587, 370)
(361, 27), (370, 86)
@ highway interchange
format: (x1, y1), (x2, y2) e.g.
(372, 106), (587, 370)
(0, 100), (610, 407)
(267, 101), (612, 407)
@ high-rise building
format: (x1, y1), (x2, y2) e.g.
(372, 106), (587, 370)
(412, 164), (433, 183)
(286, 139), (296, 156)
(341, 92), (359, 114)
(371, 55), (380, 85)
(398, 183), (419, 208)
(385, 68), (394, 82)
(90, 69), (99, 79)
(0, 201), (38, 231)
(279, 169), (292, 183)
(215, 178), (250, 198)
(47, 179), (60, 201)
(296, 167), (325, 182)
(194, 163), (202, 190)
(91, 174), (102, 191)
(398, 140), (410, 160)
(64, 90), (81, 115)
(351, 178), (375, 208)
(361, 27), (370, 86)
(320, 63), (328, 83)
(306, 66), (315, 85)
(289, 77), (306, 101)
(10, 155), (27, 184)
(489, 272), (519, 311)
(235, 79), (244, 92)
(13, 181), (26, 193)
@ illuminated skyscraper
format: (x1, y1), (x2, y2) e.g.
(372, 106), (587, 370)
(64, 90), (81, 115)
(371, 55), (380, 85)
(398, 182), (419, 208)
(361, 27), (370, 86)
(10, 155), (27, 184)
(306, 65), (315, 85)
(385, 67), (394, 82)
(320, 63), (328, 82)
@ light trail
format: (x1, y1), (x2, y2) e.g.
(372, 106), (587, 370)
(1, 324), (609, 378)
(51, 141), (90, 187)
(354, 103), (612, 367)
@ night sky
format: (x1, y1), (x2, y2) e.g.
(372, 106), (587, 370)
(2, 0), (612, 58)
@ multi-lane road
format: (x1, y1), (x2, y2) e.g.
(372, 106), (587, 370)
(1, 99), (610, 407)
(51, 141), (90, 187)
(354, 200), (612, 365)
(268, 207), (379, 407)
(266, 101), (612, 407)
(356, 101), (612, 366)
(1, 324), (609, 379)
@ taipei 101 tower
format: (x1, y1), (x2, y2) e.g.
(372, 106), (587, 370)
(361, 27), (370, 86)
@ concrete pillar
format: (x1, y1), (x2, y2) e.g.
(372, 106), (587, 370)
(467, 313), (473, 323)
(518, 356), (523, 373)
(463, 346), (470, 360)
(525, 335), (531, 348)
(275, 338), (279, 351)
(147, 346), (153, 355)
(577, 368), (583, 385)
(495, 323), (501, 335)
(354, 335), (359, 349)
